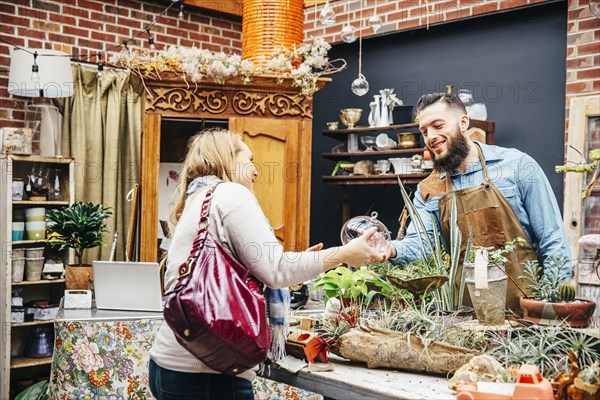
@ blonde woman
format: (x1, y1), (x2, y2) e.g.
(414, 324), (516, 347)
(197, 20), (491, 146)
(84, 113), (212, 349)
(149, 128), (385, 400)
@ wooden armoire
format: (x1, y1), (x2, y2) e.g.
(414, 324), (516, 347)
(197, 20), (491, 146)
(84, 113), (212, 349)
(139, 74), (329, 261)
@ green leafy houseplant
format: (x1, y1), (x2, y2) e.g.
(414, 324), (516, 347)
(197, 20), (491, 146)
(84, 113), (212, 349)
(311, 266), (394, 307)
(465, 237), (526, 264)
(46, 201), (112, 266)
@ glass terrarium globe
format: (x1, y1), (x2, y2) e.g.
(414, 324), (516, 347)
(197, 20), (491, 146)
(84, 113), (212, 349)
(368, 15), (382, 32)
(319, 1), (336, 24)
(340, 212), (391, 254)
(351, 74), (369, 96)
(341, 24), (356, 43)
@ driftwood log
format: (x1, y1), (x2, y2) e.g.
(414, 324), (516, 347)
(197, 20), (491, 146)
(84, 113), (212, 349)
(332, 326), (478, 375)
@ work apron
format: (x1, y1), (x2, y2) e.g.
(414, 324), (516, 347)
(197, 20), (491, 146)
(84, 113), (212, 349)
(438, 144), (539, 314)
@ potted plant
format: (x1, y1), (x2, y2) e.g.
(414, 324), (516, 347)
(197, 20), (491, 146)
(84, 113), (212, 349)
(46, 201), (112, 290)
(574, 361), (600, 399)
(311, 266), (394, 308)
(518, 255), (596, 328)
(462, 237), (525, 325)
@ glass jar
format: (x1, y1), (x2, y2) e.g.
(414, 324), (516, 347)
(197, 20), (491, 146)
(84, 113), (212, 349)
(47, 168), (62, 201)
(458, 89), (488, 120)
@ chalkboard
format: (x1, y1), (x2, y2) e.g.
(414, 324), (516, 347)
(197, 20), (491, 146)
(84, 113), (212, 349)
(310, 1), (568, 248)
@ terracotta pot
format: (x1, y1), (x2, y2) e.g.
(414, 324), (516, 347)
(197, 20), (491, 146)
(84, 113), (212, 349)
(519, 297), (596, 328)
(65, 264), (93, 290)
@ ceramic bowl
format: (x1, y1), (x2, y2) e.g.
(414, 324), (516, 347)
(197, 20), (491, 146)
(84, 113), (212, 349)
(326, 121), (339, 130)
(389, 157), (413, 174)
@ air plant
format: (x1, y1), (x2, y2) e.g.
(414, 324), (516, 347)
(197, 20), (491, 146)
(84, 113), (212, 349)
(488, 325), (600, 379)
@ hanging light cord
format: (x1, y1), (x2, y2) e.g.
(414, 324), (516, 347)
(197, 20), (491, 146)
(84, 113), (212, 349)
(358, 0), (363, 76)
(0, 0), (182, 61)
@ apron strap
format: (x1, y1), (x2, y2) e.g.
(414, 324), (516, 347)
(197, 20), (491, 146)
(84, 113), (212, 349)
(444, 142), (491, 192)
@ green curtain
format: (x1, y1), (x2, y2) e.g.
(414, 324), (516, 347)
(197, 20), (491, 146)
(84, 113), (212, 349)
(54, 64), (143, 262)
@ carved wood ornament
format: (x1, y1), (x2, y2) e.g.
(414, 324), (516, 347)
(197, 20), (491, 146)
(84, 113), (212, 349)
(146, 86), (313, 118)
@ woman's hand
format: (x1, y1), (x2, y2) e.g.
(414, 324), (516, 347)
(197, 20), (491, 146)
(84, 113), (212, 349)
(305, 243), (324, 252)
(322, 227), (387, 270)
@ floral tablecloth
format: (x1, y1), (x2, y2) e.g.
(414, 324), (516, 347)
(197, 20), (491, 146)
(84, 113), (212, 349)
(48, 317), (322, 400)
(49, 318), (161, 400)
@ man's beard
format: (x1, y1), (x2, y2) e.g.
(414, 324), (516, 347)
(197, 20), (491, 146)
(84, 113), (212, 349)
(432, 129), (470, 172)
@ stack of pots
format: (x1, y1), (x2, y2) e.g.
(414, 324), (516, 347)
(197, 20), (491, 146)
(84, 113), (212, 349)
(25, 247), (45, 281)
(25, 207), (46, 240)
(12, 209), (24, 241)
(11, 248), (25, 282)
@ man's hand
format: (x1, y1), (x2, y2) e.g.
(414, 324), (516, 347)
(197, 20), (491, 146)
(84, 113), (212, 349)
(385, 241), (397, 259)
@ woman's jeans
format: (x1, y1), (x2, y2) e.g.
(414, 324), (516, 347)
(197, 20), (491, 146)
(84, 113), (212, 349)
(149, 359), (254, 400)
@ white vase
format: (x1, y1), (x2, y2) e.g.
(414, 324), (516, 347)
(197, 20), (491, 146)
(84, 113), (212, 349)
(368, 102), (377, 127)
(379, 101), (390, 127)
(373, 95), (381, 127)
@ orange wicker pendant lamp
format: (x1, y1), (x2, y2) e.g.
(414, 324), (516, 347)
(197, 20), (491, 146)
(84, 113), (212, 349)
(242, 0), (305, 67)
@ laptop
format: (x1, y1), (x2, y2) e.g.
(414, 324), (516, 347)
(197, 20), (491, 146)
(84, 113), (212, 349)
(92, 261), (163, 312)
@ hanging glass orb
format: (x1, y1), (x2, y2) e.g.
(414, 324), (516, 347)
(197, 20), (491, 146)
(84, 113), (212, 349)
(319, 1), (336, 25)
(341, 24), (356, 43)
(368, 15), (382, 33)
(351, 74), (369, 96)
(340, 212), (391, 254)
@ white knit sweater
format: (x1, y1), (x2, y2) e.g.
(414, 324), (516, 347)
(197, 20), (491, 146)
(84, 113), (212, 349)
(150, 182), (324, 381)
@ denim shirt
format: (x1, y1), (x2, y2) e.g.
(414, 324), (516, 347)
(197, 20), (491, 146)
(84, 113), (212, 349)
(391, 142), (571, 268)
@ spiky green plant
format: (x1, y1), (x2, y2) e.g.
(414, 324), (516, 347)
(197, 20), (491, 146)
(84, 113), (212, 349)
(488, 326), (600, 379)
(397, 177), (471, 311)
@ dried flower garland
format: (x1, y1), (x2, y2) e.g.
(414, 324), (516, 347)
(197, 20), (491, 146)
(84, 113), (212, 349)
(109, 38), (345, 96)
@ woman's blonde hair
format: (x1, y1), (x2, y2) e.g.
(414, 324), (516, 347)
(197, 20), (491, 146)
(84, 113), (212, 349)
(170, 128), (243, 225)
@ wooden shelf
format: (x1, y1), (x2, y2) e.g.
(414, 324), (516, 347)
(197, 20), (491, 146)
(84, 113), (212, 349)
(323, 173), (430, 185)
(12, 279), (65, 286)
(322, 147), (426, 159)
(323, 122), (419, 136)
(11, 239), (48, 245)
(10, 357), (52, 369)
(12, 200), (69, 206)
(12, 320), (55, 328)
(2, 155), (73, 164)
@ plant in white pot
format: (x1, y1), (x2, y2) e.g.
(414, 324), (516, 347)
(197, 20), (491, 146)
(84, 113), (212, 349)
(518, 255), (596, 328)
(462, 237), (525, 325)
(46, 201), (112, 290)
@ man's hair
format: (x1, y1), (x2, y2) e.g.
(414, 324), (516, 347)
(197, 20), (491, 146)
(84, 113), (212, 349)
(415, 93), (467, 115)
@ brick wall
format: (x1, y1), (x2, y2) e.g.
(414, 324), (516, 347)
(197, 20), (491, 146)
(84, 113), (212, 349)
(0, 0), (242, 128)
(304, 0), (554, 44)
(1, 0), (597, 136)
(565, 0), (600, 132)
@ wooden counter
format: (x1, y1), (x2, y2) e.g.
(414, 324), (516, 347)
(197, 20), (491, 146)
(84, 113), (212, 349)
(262, 354), (455, 400)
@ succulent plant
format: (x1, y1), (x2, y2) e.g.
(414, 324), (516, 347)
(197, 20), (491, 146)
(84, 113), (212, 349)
(578, 361), (600, 386)
(518, 255), (572, 301)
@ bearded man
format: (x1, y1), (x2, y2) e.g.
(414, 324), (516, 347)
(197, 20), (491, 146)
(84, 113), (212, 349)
(387, 92), (571, 313)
